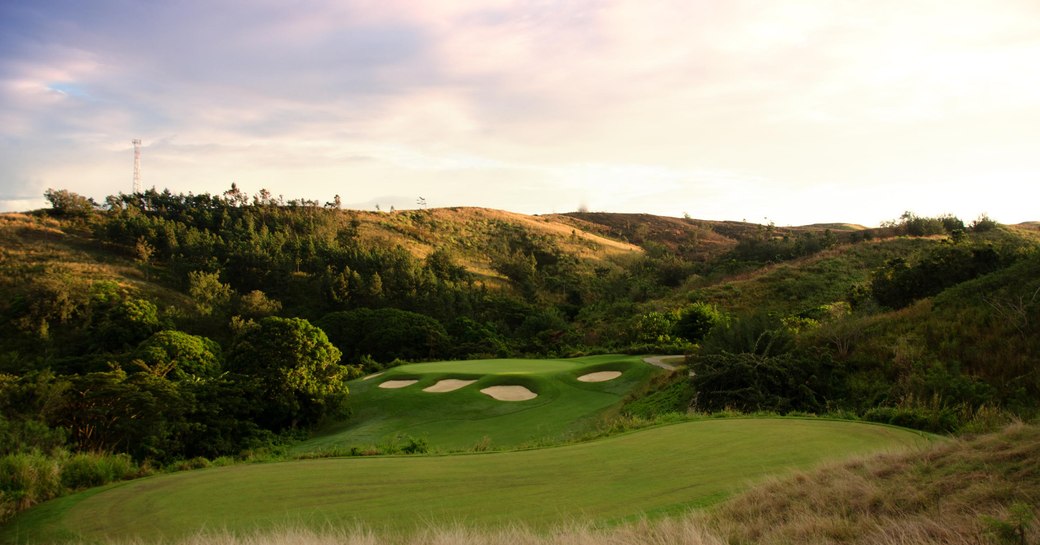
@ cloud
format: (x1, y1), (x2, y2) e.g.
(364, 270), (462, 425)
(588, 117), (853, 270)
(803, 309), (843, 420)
(1, 0), (1039, 222)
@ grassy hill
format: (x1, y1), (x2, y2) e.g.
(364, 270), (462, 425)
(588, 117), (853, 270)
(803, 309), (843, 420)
(1, 418), (930, 544)
(354, 207), (642, 284)
(296, 355), (659, 453)
(2, 192), (1039, 543)
(0, 213), (192, 314)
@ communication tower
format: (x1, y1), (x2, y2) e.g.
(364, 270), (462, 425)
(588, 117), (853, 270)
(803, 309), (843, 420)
(132, 139), (142, 194)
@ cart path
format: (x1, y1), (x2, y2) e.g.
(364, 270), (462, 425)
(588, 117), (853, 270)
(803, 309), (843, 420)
(643, 355), (695, 376)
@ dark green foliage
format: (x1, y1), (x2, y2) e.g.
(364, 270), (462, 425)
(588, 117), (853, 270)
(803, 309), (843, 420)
(133, 330), (222, 380)
(870, 243), (1007, 309)
(91, 293), (162, 352)
(690, 350), (845, 414)
(970, 213), (999, 232)
(629, 312), (677, 345)
(447, 317), (509, 359)
(891, 211), (950, 237)
(227, 317), (348, 430)
(236, 289), (282, 319)
(317, 308), (450, 364)
(9, 273), (90, 340)
(59, 452), (136, 489)
(0, 372), (69, 455)
(622, 372), (694, 418)
(728, 229), (838, 264)
(0, 415), (66, 456)
(515, 307), (572, 354)
(671, 302), (724, 343)
(0, 451), (61, 515)
(188, 270), (232, 317)
(861, 406), (959, 434)
(0, 450), (145, 523)
(43, 188), (97, 217)
(56, 369), (190, 460)
(425, 248), (469, 282)
(699, 313), (794, 357)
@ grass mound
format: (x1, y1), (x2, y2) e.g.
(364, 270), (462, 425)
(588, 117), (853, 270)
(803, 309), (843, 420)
(297, 355), (659, 453)
(712, 422), (1040, 544)
(1, 419), (928, 544)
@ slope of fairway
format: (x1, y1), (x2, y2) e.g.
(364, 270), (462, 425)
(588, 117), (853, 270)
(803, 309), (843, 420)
(3, 419), (932, 544)
(297, 355), (657, 453)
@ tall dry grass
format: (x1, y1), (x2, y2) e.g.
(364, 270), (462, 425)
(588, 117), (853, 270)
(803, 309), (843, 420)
(712, 421), (1040, 545)
(99, 519), (727, 545)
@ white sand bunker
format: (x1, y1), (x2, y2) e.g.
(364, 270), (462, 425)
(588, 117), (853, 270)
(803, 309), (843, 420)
(378, 379), (418, 389)
(423, 379), (477, 393)
(362, 372), (384, 381)
(480, 385), (538, 401)
(577, 371), (622, 382)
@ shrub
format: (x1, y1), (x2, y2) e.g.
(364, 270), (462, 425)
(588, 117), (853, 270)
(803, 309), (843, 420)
(43, 188), (97, 217)
(0, 452), (61, 513)
(671, 302), (724, 343)
(862, 406), (959, 433)
(699, 313), (794, 357)
(690, 350), (845, 414)
(60, 452), (137, 490)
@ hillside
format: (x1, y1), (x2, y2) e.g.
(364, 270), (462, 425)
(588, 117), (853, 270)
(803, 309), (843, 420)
(354, 207), (642, 283)
(1, 188), (1039, 534)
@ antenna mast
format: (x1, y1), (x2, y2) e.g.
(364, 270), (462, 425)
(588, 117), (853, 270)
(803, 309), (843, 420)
(132, 139), (142, 194)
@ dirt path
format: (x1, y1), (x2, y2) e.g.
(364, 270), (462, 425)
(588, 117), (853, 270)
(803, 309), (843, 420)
(643, 355), (694, 376)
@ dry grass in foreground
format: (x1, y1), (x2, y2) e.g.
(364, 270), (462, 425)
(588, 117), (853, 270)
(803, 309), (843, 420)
(82, 424), (1039, 545)
(95, 519), (726, 545)
(713, 421), (1040, 545)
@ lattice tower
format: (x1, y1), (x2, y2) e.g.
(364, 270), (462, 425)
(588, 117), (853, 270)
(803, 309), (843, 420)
(132, 139), (142, 193)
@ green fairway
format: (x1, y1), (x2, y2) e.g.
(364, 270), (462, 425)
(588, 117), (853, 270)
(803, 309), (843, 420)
(296, 355), (658, 453)
(3, 419), (932, 544)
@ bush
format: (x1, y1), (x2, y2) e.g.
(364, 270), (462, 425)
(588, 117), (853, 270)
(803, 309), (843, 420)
(690, 350), (845, 414)
(0, 452), (61, 514)
(671, 302), (724, 343)
(318, 308), (450, 363)
(60, 452), (137, 490)
(862, 406), (959, 433)
(699, 313), (793, 357)
(44, 188), (97, 217)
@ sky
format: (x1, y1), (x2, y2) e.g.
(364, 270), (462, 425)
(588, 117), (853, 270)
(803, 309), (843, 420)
(1, 0), (1038, 226)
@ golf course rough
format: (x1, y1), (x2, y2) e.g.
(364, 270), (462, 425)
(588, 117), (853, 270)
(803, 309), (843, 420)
(2, 419), (932, 544)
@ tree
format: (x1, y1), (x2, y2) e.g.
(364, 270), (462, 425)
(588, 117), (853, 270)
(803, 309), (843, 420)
(690, 350), (844, 414)
(93, 296), (162, 352)
(133, 330), (222, 381)
(671, 302), (724, 343)
(699, 313), (794, 357)
(236, 290), (281, 319)
(44, 188), (96, 217)
(226, 317), (347, 430)
(187, 270), (232, 317)
(317, 308), (449, 363)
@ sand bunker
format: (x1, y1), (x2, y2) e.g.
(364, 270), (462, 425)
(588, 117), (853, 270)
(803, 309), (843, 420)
(480, 385), (537, 401)
(577, 371), (622, 383)
(362, 372), (384, 381)
(378, 380), (418, 389)
(423, 379), (477, 393)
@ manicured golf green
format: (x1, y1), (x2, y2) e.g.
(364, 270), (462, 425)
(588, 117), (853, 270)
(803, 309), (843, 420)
(296, 355), (658, 453)
(4, 419), (932, 544)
